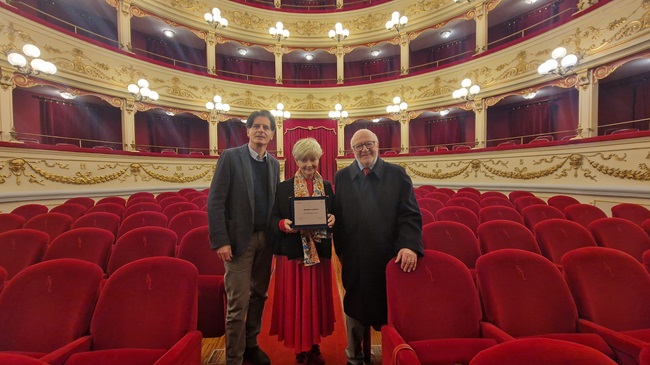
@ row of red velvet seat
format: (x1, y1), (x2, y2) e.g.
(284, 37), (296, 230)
(384, 247), (650, 365)
(0, 256), (204, 364)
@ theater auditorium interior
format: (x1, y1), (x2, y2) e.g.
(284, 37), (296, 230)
(0, 0), (650, 364)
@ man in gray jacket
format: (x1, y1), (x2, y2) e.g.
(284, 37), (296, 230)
(207, 110), (280, 365)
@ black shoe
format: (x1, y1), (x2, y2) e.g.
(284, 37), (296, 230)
(244, 346), (271, 365)
(296, 352), (308, 364)
(308, 345), (325, 365)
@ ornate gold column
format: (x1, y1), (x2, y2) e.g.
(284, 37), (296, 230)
(208, 116), (219, 156)
(399, 113), (411, 153)
(473, 99), (487, 148)
(576, 70), (598, 138)
(474, 2), (488, 54)
(337, 119), (346, 156)
(336, 44), (345, 84)
(275, 118), (284, 158)
(121, 99), (136, 151)
(0, 68), (15, 142)
(399, 33), (410, 75)
(273, 44), (284, 84)
(117, 0), (133, 52)
(206, 31), (216, 75)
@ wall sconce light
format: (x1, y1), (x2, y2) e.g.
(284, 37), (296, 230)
(127, 79), (159, 102)
(206, 95), (230, 117)
(270, 103), (290, 122)
(7, 44), (57, 76)
(523, 92), (537, 99)
(305, 54), (314, 61)
(452, 78), (480, 101)
(372, 118), (381, 123)
(386, 96), (408, 116)
(439, 109), (450, 116)
(162, 29), (175, 38)
(237, 48), (248, 56)
(329, 22), (350, 43)
(270, 22), (290, 43)
(328, 103), (349, 122)
(204, 8), (228, 29)
(385, 11), (408, 33)
(440, 30), (452, 39)
(370, 50), (380, 57)
(58, 91), (76, 100)
(538, 47), (578, 76)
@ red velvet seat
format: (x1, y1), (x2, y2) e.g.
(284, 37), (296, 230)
(420, 209), (435, 226)
(640, 346), (650, 365)
(167, 210), (208, 245)
(116, 211), (168, 238)
(562, 247), (650, 365)
(436, 206), (480, 236)
(0, 266), (6, 293)
(383, 250), (497, 365)
(521, 204), (565, 231)
(11, 204), (49, 221)
(0, 229), (49, 279)
(190, 195), (208, 209)
(547, 195), (580, 212)
(0, 259), (103, 361)
(107, 226), (177, 276)
(644, 250), (650, 274)
(477, 220), (540, 254)
(423, 191), (451, 204)
(478, 206), (523, 224)
(480, 191), (508, 200)
(50, 203), (88, 222)
(457, 187), (481, 197)
(644, 219), (650, 238)
(0, 213), (26, 234)
(177, 226), (226, 338)
(162, 202), (200, 222)
(72, 212), (121, 238)
(589, 217), (650, 262)
(508, 190), (535, 203)
(0, 353), (52, 364)
(416, 185), (437, 193)
(23, 212), (73, 242)
(122, 202), (163, 219)
(469, 338), (617, 365)
(446, 197), (481, 215)
(453, 192), (481, 203)
(422, 221), (481, 270)
(127, 192), (155, 202)
(479, 197), (514, 208)
(155, 191), (182, 203)
(611, 203), (650, 226)
(182, 191), (204, 202)
(476, 249), (614, 358)
(43, 228), (114, 272)
(60, 257), (201, 365)
(178, 188), (198, 197)
(565, 204), (607, 230)
(513, 196), (547, 214)
(96, 196), (126, 207)
(125, 196), (158, 207)
(86, 202), (124, 219)
(434, 187), (455, 197)
(64, 197), (95, 210)
(159, 196), (190, 210)
(534, 218), (597, 265)
(416, 198), (445, 216)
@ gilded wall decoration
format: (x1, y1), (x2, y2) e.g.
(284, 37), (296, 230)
(229, 11), (272, 30)
(167, 0), (204, 12)
(406, 0), (448, 14)
(291, 94), (329, 111)
(401, 152), (650, 182)
(0, 158), (215, 186)
(352, 90), (391, 108)
(292, 20), (329, 37)
(352, 13), (388, 31)
(166, 76), (201, 99)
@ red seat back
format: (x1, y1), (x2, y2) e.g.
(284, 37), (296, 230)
(477, 220), (540, 254)
(43, 228), (114, 271)
(534, 219), (597, 264)
(422, 221), (481, 269)
(0, 229), (49, 279)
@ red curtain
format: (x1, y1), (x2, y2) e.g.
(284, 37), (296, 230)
(598, 73), (650, 134)
(39, 97), (121, 147)
(344, 121), (400, 154)
(487, 99), (555, 145)
(217, 119), (248, 153)
(283, 119), (337, 182)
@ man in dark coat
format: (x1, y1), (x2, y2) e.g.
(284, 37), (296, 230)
(207, 110), (280, 365)
(332, 129), (423, 365)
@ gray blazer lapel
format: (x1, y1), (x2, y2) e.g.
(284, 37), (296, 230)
(238, 145), (255, 216)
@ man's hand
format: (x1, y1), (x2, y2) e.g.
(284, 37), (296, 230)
(395, 248), (418, 272)
(216, 245), (233, 261)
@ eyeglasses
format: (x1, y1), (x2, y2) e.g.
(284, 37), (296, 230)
(352, 141), (377, 152)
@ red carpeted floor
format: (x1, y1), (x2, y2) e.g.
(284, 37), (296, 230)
(254, 265), (349, 365)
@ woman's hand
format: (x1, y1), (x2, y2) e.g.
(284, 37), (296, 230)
(327, 213), (335, 228)
(282, 219), (298, 233)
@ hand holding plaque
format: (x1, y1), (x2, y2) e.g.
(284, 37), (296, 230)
(290, 196), (329, 229)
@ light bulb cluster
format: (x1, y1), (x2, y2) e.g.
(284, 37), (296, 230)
(7, 44), (57, 76)
(385, 11), (408, 33)
(329, 23), (350, 43)
(270, 22), (290, 42)
(206, 95), (230, 114)
(538, 47), (578, 76)
(270, 103), (290, 120)
(127, 79), (159, 102)
(386, 96), (408, 115)
(328, 103), (349, 120)
(204, 8), (228, 29)
(452, 78), (481, 101)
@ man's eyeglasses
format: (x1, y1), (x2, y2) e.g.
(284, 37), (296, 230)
(352, 141), (377, 152)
